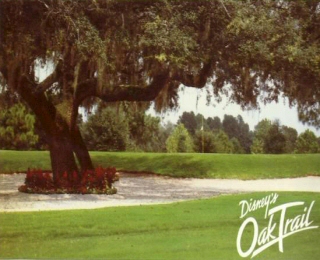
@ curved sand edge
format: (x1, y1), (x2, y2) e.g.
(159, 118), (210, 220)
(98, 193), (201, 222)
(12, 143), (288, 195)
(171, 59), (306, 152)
(1, 173), (319, 212)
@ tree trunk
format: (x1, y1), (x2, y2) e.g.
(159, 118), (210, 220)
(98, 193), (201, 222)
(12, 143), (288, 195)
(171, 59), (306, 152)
(71, 126), (94, 172)
(48, 124), (94, 184)
(48, 123), (95, 184)
(49, 134), (79, 184)
(47, 120), (94, 183)
(17, 78), (94, 182)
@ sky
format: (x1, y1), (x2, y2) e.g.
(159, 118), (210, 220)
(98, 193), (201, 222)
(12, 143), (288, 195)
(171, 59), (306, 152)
(147, 86), (320, 136)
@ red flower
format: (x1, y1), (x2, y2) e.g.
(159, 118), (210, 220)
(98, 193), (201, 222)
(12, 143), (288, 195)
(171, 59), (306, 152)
(72, 171), (79, 183)
(62, 172), (68, 179)
(20, 166), (118, 194)
(44, 173), (51, 180)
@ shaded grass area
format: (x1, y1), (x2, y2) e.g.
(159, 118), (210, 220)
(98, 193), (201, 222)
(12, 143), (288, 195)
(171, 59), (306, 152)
(0, 150), (50, 173)
(0, 192), (319, 259)
(1, 150), (320, 179)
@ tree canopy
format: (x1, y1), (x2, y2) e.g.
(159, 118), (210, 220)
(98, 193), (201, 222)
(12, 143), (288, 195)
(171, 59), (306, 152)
(1, 0), (320, 178)
(166, 123), (194, 153)
(1, 1), (320, 117)
(295, 129), (319, 153)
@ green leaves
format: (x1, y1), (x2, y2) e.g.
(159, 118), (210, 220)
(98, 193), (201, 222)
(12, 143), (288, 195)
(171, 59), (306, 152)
(81, 107), (129, 151)
(295, 130), (319, 154)
(166, 123), (194, 153)
(0, 103), (39, 150)
(250, 119), (319, 154)
(140, 8), (199, 68)
(81, 102), (166, 152)
(1, 0), (320, 134)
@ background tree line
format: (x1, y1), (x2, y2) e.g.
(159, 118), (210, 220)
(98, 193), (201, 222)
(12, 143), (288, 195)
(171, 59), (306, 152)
(171, 112), (320, 154)
(176, 112), (320, 154)
(1, 98), (319, 154)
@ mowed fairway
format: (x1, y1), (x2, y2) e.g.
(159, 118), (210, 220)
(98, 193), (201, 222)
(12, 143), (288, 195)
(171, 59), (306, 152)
(1, 150), (320, 179)
(0, 192), (319, 259)
(1, 151), (320, 258)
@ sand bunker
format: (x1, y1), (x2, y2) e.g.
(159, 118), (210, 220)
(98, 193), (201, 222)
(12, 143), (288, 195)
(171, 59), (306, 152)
(1, 173), (319, 212)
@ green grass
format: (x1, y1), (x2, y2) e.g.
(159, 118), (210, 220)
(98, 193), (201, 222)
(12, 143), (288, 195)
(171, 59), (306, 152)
(0, 192), (319, 259)
(1, 150), (320, 179)
(0, 150), (50, 173)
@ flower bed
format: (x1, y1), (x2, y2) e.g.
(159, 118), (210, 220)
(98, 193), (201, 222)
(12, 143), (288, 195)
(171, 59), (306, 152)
(18, 167), (119, 194)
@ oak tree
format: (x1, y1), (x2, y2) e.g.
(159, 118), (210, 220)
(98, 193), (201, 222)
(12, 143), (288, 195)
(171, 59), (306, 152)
(1, 0), (319, 183)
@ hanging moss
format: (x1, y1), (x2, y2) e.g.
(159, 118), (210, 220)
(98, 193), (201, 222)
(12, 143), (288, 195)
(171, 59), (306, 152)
(56, 100), (73, 127)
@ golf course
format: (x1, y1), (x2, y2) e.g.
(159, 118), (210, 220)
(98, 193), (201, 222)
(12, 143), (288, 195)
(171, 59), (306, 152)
(2, 0), (320, 258)
(1, 151), (320, 259)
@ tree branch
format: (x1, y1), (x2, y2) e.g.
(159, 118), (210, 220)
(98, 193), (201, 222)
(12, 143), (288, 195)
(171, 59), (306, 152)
(37, 0), (49, 10)
(34, 60), (62, 94)
(172, 61), (214, 88)
(18, 76), (59, 135)
(219, 0), (231, 19)
(76, 72), (170, 104)
(75, 62), (215, 105)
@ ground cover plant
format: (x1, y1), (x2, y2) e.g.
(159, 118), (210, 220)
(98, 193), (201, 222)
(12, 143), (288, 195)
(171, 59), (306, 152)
(1, 150), (320, 179)
(18, 167), (118, 194)
(0, 192), (319, 259)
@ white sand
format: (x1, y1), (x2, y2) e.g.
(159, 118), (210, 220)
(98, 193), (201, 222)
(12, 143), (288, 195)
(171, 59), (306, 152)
(188, 176), (320, 192)
(1, 173), (319, 212)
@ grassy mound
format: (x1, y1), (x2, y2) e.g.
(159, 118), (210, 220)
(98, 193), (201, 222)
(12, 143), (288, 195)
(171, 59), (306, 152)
(1, 150), (320, 179)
